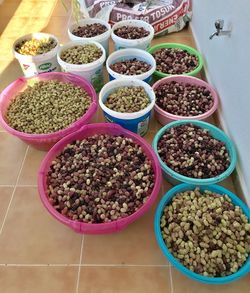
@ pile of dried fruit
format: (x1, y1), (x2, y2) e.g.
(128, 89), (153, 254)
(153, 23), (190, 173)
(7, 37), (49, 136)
(6, 80), (91, 134)
(72, 23), (108, 38)
(47, 134), (155, 223)
(60, 44), (102, 65)
(157, 124), (230, 178)
(105, 86), (150, 113)
(114, 26), (150, 39)
(152, 48), (199, 74)
(15, 38), (57, 56)
(110, 59), (151, 75)
(155, 81), (214, 116)
(160, 188), (250, 277)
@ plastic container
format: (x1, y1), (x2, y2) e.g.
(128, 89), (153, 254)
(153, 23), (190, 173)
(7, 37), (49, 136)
(111, 20), (154, 51)
(106, 48), (156, 84)
(13, 32), (60, 77)
(99, 78), (156, 136)
(155, 183), (250, 284)
(147, 43), (203, 79)
(152, 75), (219, 125)
(57, 40), (106, 92)
(68, 18), (111, 55)
(152, 120), (237, 185)
(0, 72), (97, 151)
(38, 123), (162, 234)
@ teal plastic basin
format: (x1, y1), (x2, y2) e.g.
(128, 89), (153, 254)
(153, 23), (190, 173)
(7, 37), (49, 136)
(154, 183), (250, 284)
(152, 120), (237, 185)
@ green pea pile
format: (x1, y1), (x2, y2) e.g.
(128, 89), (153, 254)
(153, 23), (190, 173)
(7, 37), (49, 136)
(105, 86), (150, 113)
(60, 44), (102, 65)
(6, 80), (91, 134)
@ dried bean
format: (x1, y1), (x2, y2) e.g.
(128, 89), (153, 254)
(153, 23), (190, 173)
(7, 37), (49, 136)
(72, 23), (107, 38)
(110, 58), (151, 75)
(157, 124), (230, 179)
(46, 134), (155, 223)
(114, 26), (150, 39)
(15, 38), (57, 55)
(60, 44), (102, 65)
(155, 81), (213, 116)
(152, 48), (199, 74)
(160, 188), (250, 277)
(105, 86), (150, 113)
(6, 80), (91, 134)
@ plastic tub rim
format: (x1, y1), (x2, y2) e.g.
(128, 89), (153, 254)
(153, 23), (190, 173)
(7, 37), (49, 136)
(99, 78), (156, 120)
(152, 75), (219, 121)
(154, 183), (250, 284)
(38, 123), (162, 232)
(0, 72), (98, 140)
(152, 120), (237, 185)
(106, 48), (156, 81)
(148, 43), (203, 77)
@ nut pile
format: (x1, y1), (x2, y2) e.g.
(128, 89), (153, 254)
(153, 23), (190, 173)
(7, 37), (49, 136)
(60, 44), (102, 64)
(155, 81), (214, 116)
(72, 23), (108, 38)
(6, 80), (91, 134)
(153, 48), (199, 74)
(157, 124), (230, 178)
(47, 134), (155, 223)
(110, 59), (151, 75)
(114, 26), (150, 39)
(15, 38), (57, 55)
(105, 86), (150, 113)
(160, 188), (250, 277)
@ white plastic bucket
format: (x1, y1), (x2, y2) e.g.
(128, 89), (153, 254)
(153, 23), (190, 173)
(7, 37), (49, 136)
(13, 32), (60, 77)
(111, 20), (154, 51)
(57, 40), (106, 92)
(106, 48), (156, 83)
(99, 78), (156, 136)
(68, 18), (111, 55)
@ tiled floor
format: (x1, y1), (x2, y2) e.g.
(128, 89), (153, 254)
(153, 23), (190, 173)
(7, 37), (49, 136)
(0, 0), (249, 292)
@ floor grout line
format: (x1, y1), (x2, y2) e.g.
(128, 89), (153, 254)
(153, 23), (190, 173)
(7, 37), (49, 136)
(169, 266), (174, 293)
(16, 185), (37, 187)
(0, 263), (172, 267)
(0, 185), (38, 187)
(0, 146), (29, 235)
(75, 236), (84, 293)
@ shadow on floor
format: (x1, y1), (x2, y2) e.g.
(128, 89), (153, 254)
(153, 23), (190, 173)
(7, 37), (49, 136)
(0, 0), (22, 35)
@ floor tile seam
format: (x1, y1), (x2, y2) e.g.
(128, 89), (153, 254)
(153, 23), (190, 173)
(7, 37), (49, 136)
(75, 236), (84, 293)
(0, 146), (29, 235)
(0, 263), (172, 267)
(0, 184), (38, 187)
(169, 266), (174, 293)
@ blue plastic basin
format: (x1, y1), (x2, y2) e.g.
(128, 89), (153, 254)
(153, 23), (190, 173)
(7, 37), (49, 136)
(152, 120), (237, 185)
(154, 183), (250, 284)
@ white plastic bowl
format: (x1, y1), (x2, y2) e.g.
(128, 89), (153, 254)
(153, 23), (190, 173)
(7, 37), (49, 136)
(13, 32), (60, 77)
(106, 48), (156, 84)
(111, 20), (154, 51)
(99, 78), (155, 136)
(57, 40), (106, 92)
(68, 18), (111, 55)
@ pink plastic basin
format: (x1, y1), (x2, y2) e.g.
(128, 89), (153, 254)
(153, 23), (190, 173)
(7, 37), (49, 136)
(0, 72), (97, 150)
(38, 123), (162, 234)
(152, 75), (219, 125)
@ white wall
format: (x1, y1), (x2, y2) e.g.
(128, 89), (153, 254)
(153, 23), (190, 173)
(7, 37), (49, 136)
(191, 0), (250, 204)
